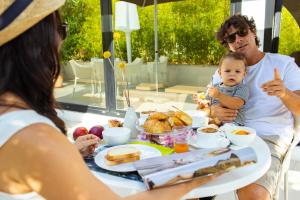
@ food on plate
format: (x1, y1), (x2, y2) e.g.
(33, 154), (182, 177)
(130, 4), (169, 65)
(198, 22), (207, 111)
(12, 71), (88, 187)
(88, 125), (104, 139)
(174, 111), (192, 126)
(148, 112), (169, 120)
(142, 111), (192, 134)
(141, 110), (156, 115)
(233, 129), (250, 135)
(143, 119), (172, 134)
(168, 116), (185, 127)
(73, 127), (88, 140)
(105, 146), (141, 166)
(108, 119), (123, 128)
(166, 110), (175, 117)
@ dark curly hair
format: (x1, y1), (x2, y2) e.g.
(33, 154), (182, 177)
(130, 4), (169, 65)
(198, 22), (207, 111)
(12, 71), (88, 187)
(216, 14), (260, 48)
(0, 11), (66, 134)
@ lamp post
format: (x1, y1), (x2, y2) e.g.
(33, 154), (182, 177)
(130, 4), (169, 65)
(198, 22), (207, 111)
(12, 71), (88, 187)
(115, 1), (140, 63)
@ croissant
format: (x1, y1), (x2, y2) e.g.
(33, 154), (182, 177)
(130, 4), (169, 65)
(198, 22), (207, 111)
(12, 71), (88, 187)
(168, 116), (185, 127)
(148, 112), (169, 120)
(143, 119), (172, 134)
(174, 111), (192, 126)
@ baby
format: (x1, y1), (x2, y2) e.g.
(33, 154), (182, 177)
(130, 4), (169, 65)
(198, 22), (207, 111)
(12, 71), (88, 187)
(207, 52), (249, 126)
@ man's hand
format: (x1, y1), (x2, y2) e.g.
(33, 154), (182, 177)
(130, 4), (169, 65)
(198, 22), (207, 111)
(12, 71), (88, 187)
(208, 87), (220, 99)
(261, 68), (288, 98)
(211, 104), (238, 123)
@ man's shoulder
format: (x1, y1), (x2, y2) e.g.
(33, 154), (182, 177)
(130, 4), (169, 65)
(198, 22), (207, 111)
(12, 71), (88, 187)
(266, 53), (293, 65)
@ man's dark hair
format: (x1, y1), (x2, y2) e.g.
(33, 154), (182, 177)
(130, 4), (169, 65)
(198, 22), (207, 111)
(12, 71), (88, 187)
(216, 14), (260, 48)
(219, 52), (248, 70)
(0, 11), (66, 134)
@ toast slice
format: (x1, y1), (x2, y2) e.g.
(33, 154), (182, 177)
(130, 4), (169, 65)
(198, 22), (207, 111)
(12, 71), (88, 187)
(105, 155), (140, 166)
(105, 146), (141, 165)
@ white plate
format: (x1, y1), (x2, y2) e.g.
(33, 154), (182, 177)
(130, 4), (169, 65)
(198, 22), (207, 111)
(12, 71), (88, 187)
(94, 144), (162, 172)
(188, 136), (230, 149)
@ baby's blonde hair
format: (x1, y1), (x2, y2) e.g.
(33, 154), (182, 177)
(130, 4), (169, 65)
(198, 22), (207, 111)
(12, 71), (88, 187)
(219, 51), (247, 72)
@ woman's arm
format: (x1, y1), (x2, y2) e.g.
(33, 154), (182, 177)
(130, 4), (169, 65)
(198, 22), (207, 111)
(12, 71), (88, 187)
(7, 124), (218, 200)
(12, 124), (118, 200)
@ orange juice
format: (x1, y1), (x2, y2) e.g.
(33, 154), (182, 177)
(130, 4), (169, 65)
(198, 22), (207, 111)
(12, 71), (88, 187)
(174, 143), (189, 153)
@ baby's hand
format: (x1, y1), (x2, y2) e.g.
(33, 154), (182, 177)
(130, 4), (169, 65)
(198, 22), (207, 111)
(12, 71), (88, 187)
(208, 87), (220, 99)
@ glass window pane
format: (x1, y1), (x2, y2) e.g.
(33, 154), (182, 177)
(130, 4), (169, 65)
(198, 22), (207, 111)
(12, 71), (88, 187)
(114, 0), (229, 113)
(54, 0), (106, 109)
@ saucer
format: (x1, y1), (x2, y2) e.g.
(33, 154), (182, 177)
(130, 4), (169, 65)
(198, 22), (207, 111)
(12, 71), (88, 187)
(188, 136), (230, 149)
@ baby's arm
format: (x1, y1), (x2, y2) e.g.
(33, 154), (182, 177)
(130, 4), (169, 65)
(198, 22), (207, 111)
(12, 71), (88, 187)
(208, 87), (245, 109)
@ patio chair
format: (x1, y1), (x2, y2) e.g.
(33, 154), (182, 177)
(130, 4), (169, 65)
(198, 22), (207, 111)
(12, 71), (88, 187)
(274, 115), (300, 200)
(69, 59), (95, 96)
(91, 58), (104, 95)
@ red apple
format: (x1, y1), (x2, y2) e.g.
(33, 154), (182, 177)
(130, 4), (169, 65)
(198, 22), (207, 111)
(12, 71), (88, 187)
(73, 127), (88, 140)
(89, 125), (104, 139)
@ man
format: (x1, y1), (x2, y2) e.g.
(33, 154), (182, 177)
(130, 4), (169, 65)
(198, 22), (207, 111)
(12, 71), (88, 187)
(212, 14), (300, 200)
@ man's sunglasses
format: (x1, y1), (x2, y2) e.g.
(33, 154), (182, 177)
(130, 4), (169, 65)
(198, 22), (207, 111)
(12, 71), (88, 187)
(58, 22), (68, 40)
(224, 29), (248, 43)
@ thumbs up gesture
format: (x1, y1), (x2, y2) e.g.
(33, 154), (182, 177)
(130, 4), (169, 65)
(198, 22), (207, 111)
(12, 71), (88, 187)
(261, 68), (287, 98)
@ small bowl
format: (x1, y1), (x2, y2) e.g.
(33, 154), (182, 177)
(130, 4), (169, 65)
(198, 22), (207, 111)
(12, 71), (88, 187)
(225, 126), (256, 147)
(103, 127), (131, 146)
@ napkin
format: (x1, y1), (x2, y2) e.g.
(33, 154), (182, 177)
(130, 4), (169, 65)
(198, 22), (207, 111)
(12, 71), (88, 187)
(129, 141), (174, 155)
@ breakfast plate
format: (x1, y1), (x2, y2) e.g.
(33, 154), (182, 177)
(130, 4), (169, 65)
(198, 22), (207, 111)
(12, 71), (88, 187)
(94, 144), (162, 172)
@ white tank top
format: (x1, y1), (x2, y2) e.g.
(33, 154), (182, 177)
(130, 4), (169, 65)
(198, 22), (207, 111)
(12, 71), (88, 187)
(0, 110), (58, 200)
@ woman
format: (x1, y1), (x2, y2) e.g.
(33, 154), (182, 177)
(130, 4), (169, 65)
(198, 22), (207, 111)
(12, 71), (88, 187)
(0, 1), (217, 199)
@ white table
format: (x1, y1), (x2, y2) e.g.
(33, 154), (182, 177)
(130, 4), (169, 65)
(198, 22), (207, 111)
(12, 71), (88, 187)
(91, 136), (271, 199)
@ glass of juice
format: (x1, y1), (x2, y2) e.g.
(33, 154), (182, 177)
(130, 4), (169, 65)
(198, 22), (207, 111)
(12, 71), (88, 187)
(174, 133), (189, 153)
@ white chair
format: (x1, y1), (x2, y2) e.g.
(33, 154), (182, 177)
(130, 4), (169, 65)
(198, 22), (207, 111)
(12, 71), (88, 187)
(91, 58), (104, 95)
(274, 115), (300, 200)
(69, 59), (95, 96)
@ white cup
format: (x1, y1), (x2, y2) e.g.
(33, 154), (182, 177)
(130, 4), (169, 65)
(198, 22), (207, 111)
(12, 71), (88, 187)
(196, 126), (223, 147)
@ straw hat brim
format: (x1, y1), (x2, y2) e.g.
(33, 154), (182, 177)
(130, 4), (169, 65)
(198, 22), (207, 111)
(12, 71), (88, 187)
(0, 0), (65, 46)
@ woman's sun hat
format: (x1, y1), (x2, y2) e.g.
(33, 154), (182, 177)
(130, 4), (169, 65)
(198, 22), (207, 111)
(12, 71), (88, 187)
(0, 0), (65, 46)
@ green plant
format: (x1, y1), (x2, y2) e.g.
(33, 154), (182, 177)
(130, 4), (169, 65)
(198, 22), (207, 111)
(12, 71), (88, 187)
(60, 0), (299, 65)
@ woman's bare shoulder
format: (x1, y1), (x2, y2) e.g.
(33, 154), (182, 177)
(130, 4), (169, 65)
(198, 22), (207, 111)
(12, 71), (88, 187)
(1, 123), (117, 199)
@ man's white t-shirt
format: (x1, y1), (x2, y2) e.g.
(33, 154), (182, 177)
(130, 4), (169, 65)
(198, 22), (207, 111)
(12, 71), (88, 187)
(213, 53), (300, 143)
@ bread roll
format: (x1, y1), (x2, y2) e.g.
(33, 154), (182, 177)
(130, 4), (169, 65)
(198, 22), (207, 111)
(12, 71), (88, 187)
(148, 112), (169, 120)
(143, 119), (172, 134)
(174, 111), (192, 126)
(168, 116), (185, 127)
